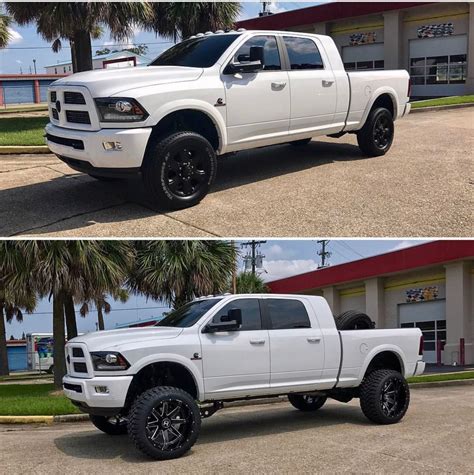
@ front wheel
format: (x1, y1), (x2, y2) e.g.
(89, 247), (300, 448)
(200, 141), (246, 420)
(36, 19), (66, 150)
(142, 131), (217, 210)
(90, 415), (128, 435)
(359, 369), (410, 424)
(357, 107), (394, 157)
(128, 386), (201, 460)
(288, 394), (327, 412)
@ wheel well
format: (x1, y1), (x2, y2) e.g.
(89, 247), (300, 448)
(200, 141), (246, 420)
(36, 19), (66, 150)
(364, 351), (403, 378)
(151, 109), (220, 151)
(125, 362), (198, 409)
(370, 94), (395, 118)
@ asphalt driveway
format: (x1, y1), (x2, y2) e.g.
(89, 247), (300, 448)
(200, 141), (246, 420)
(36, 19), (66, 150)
(0, 107), (472, 237)
(0, 384), (472, 473)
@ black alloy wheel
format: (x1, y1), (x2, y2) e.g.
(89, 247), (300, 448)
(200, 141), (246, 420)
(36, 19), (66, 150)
(373, 114), (392, 150)
(357, 107), (394, 157)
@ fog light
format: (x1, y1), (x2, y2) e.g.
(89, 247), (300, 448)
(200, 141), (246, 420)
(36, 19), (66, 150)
(102, 141), (122, 151)
(95, 386), (109, 394)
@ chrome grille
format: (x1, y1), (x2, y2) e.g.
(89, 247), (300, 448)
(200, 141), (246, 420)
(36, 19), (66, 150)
(64, 91), (86, 105)
(66, 110), (91, 124)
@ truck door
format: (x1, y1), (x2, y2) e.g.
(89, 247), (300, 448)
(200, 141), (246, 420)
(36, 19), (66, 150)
(283, 36), (338, 133)
(222, 35), (290, 146)
(199, 298), (270, 397)
(263, 297), (325, 388)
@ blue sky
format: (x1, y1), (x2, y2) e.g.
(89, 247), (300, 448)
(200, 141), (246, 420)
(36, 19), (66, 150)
(0, 2), (323, 74)
(5, 239), (429, 338)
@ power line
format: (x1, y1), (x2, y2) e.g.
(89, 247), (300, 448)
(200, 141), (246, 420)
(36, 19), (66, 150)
(330, 242), (352, 262)
(338, 241), (366, 258)
(241, 240), (267, 276)
(317, 240), (331, 269)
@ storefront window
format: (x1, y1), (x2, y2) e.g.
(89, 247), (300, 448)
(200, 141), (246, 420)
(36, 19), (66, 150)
(409, 54), (467, 85)
(344, 60), (384, 71)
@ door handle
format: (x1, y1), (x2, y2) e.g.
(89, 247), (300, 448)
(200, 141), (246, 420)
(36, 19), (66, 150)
(322, 80), (334, 87)
(271, 82), (287, 90)
(307, 337), (321, 343)
(250, 339), (266, 345)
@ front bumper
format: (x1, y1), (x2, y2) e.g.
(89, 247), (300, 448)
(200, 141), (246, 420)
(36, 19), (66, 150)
(63, 374), (133, 412)
(45, 122), (152, 171)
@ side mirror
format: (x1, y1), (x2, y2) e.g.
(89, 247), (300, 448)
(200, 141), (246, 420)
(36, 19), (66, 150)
(203, 308), (242, 333)
(249, 46), (264, 63)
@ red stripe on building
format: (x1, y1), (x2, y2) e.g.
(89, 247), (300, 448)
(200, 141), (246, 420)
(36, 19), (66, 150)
(236, 2), (432, 30)
(268, 241), (474, 293)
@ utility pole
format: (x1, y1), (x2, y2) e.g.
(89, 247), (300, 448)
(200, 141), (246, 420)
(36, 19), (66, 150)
(317, 240), (331, 269)
(241, 240), (267, 275)
(259, 1), (272, 17)
(231, 240), (237, 293)
(33, 59), (37, 75)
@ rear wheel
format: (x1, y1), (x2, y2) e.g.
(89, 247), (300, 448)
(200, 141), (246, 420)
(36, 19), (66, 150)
(90, 415), (128, 435)
(357, 107), (394, 156)
(289, 138), (312, 147)
(128, 386), (201, 460)
(335, 310), (374, 330)
(288, 394), (327, 412)
(359, 369), (410, 424)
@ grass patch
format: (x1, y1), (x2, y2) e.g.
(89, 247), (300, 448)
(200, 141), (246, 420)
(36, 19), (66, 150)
(407, 370), (474, 384)
(0, 105), (48, 114)
(0, 116), (49, 146)
(0, 383), (80, 416)
(411, 95), (474, 109)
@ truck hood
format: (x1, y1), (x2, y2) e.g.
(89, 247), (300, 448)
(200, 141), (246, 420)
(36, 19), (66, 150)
(69, 327), (183, 351)
(52, 66), (203, 97)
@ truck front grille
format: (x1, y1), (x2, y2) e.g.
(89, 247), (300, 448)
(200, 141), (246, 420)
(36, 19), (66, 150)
(73, 362), (88, 373)
(50, 91), (57, 103)
(66, 344), (93, 378)
(51, 108), (59, 120)
(66, 110), (91, 125)
(64, 91), (86, 105)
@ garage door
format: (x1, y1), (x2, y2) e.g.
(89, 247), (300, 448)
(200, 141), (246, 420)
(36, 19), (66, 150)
(342, 43), (384, 71)
(399, 299), (446, 364)
(409, 35), (467, 97)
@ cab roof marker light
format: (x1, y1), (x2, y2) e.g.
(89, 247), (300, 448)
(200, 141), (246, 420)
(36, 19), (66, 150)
(204, 31), (213, 36)
(215, 30), (224, 34)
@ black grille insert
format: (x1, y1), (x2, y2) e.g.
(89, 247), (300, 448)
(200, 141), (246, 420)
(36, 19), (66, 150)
(73, 362), (88, 373)
(64, 383), (82, 393)
(50, 91), (57, 102)
(64, 91), (86, 104)
(72, 347), (84, 357)
(51, 108), (59, 120)
(46, 133), (85, 150)
(66, 110), (91, 124)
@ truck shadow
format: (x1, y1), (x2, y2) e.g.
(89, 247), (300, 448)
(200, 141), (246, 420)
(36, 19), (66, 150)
(53, 403), (370, 463)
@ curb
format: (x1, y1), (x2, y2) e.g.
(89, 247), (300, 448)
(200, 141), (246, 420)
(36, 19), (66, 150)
(409, 378), (474, 389)
(410, 102), (474, 113)
(0, 145), (50, 155)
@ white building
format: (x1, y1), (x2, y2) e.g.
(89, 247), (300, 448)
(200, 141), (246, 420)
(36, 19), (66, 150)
(44, 50), (150, 76)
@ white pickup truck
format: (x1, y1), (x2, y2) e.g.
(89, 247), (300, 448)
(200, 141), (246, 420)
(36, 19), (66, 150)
(63, 294), (424, 460)
(46, 30), (411, 210)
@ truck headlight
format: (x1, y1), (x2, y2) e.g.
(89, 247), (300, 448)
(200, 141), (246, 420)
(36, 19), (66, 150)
(95, 97), (148, 122)
(90, 351), (130, 371)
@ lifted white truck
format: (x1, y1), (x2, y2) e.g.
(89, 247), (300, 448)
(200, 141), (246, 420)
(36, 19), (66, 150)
(63, 294), (424, 460)
(46, 30), (411, 210)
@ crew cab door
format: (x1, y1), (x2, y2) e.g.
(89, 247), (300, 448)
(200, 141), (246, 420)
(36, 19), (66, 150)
(222, 35), (290, 147)
(263, 297), (325, 389)
(283, 36), (338, 133)
(199, 298), (270, 397)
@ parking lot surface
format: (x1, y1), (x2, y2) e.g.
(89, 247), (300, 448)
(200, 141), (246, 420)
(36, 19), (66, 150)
(0, 107), (472, 237)
(0, 385), (472, 473)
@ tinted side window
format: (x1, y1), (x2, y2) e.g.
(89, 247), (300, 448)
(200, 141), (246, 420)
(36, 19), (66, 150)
(283, 37), (324, 70)
(213, 299), (262, 331)
(267, 299), (311, 329)
(233, 35), (281, 71)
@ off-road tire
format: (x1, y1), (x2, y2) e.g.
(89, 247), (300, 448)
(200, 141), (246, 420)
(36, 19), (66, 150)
(142, 131), (217, 210)
(128, 386), (201, 460)
(335, 310), (375, 330)
(289, 138), (312, 147)
(90, 415), (128, 435)
(288, 394), (327, 412)
(357, 107), (394, 157)
(359, 369), (410, 424)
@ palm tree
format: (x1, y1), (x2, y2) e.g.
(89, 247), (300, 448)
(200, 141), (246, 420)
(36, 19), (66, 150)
(236, 272), (269, 294)
(6, 2), (154, 72)
(79, 288), (129, 331)
(150, 2), (241, 41)
(131, 240), (237, 309)
(0, 9), (12, 48)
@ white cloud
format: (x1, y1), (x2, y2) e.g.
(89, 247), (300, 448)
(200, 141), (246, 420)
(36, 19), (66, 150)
(15, 59), (22, 64)
(8, 27), (23, 44)
(388, 240), (427, 252)
(267, 2), (287, 14)
(262, 259), (318, 282)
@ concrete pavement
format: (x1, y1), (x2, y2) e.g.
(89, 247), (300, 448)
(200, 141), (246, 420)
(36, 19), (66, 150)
(0, 107), (472, 237)
(0, 385), (472, 473)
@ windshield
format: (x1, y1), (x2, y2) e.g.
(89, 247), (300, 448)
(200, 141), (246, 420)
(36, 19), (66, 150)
(155, 298), (223, 328)
(150, 34), (240, 68)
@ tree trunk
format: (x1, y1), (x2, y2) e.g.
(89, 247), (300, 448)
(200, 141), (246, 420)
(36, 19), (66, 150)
(72, 29), (93, 72)
(0, 306), (9, 376)
(97, 307), (105, 331)
(53, 293), (66, 388)
(69, 38), (78, 73)
(64, 294), (77, 340)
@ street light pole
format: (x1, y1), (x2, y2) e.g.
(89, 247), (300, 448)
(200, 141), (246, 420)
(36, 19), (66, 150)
(33, 59), (37, 75)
